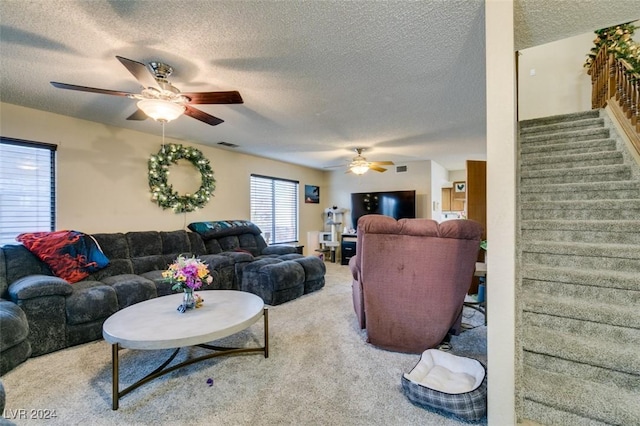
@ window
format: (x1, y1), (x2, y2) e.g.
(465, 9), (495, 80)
(0, 137), (56, 245)
(250, 174), (298, 244)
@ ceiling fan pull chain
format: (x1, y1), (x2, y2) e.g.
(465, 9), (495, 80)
(161, 122), (166, 152)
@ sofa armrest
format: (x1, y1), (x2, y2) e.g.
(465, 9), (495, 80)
(8, 275), (72, 301)
(262, 245), (297, 255)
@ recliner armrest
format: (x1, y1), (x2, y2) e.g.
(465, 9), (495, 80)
(8, 275), (72, 301)
(348, 256), (359, 280)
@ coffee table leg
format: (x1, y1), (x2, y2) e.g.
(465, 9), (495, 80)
(112, 343), (119, 410)
(264, 308), (269, 358)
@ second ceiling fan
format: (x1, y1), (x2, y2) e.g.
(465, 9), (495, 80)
(329, 148), (394, 175)
(50, 56), (243, 126)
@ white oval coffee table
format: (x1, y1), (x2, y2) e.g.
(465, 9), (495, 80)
(102, 290), (268, 410)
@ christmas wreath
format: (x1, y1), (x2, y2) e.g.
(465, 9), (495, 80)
(148, 144), (216, 213)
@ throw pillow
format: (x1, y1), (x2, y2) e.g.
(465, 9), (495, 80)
(16, 230), (110, 283)
(188, 220), (261, 240)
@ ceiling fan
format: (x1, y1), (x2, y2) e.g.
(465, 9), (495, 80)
(50, 56), (243, 126)
(328, 148), (395, 175)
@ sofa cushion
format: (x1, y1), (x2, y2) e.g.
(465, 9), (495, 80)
(1, 245), (54, 290)
(0, 299), (29, 351)
(92, 233), (129, 259)
(16, 231), (109, 283)
(204, 239), (223, 254)
(221, 251), (254, 263)
(187, 232), (207, 256)
(242, 258), (305, 305)
(100, 274), (157, 309)
(87, 259), (134, 281)
(65, 281), (118, 325)
(160, 231), (192, 255)
(140, 270), (174, 296)
(237, 234), (262, 256)
(126, 231), (162, 258)
(132, 255), (169, 275)
(218, 235), (242, 252)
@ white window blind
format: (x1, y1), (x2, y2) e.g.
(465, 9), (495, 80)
(0, 137), (56, 245)
(250, 174), (298, 244)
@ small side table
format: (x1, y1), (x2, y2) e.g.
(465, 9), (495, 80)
(464, 262), (487, 325)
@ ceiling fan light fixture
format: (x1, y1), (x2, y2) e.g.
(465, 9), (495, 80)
(137, 99), (185, 122)
(350, 164), (370, 175)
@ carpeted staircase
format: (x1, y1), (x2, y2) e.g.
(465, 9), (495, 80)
(518, 110), (640, 426)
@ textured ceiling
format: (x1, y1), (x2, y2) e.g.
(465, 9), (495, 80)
(1, 1), (637, 171)
(515, 0), (639, 50)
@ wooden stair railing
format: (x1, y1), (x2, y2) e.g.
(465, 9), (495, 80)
(588, 44), (640, 155)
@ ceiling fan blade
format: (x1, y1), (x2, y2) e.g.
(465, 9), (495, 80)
(370, 165), (388, 172)
(116, 56), (160, 90)
(126, 109), (148, 121)
(182, 91), (243, 104)
(184, 105), (224, 126)
(50, 81), (133, 97)
(370, 161), (395, 166)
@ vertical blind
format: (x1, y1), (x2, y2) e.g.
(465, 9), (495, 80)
(0, 137), (57, 245)
(250, 174), (299, 244)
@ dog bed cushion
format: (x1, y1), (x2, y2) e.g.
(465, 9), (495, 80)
(402, 349), (487, 422)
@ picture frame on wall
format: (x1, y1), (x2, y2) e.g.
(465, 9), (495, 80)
(305, 185), (319, 204)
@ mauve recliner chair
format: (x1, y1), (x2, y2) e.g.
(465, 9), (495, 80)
(350, 215), (483, 353)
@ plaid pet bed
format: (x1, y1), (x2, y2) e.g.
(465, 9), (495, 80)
(401, 349), (487, 422)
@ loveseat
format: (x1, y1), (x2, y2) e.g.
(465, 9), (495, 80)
(0, 220), (325, 374)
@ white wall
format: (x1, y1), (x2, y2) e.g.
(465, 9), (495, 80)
(0, 102), (326, 255)
(430, 160), (449, 221)
(326, 160), (431, 229)
(486, 0), (517, 423)
(448, 169), (466, 183)
(518, 31), (594, 120)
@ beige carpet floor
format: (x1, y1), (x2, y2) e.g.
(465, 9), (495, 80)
(1, 262), (486, 425)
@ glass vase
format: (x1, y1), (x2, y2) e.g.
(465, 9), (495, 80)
(183, 288), (195, 310)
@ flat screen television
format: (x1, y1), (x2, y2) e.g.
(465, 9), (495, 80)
(351, 190), (416, 228)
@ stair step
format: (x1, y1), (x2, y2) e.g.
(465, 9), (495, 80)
(520, 199), (640, 220)
(523, 399), (610, 426)
(522, 292), (640, 330)
(520, 117), (605, 136)
(521, 220), (640, 243)
(524, 351), (640, 393)
(521, 200), (640, 221)
(521, 264), (640, 292)
(521, 150), (623, 170)
(523, 311), (640, 350)
(522, 240), (640, 272)
(520, 180), (640, 201)
(522, 277), (640, 307)
(520, 110), (601, 129)
(523, 326), (639, 376)
(522, 366), (640, 425)
(522, 240), (640, 259)
(521, 138), (616, 157)
(521, 164), (631, 185)
(520, 128), (610, 145)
